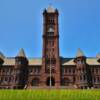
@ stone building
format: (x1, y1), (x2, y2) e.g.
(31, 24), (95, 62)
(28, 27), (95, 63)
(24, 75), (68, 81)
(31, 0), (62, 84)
(0, 6), (100, 89)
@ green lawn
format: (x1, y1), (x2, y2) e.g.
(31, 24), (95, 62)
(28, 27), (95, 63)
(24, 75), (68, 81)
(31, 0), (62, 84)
(0, 89), (99, 100)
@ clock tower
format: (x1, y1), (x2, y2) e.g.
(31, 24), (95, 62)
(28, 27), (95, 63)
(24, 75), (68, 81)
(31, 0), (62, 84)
(40, 6), (61, 87)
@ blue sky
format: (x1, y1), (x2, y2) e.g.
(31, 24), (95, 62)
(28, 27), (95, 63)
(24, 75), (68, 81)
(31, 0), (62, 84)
(0, 0), (100, 58)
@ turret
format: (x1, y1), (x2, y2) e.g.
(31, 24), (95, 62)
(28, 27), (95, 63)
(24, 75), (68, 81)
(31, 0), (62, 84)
(96, 53), (100, 62)
(74, 48), (86, 69)
(15, 48), (29, 89)
(0, 52), (5, 65)
(15, 48), (28, 66)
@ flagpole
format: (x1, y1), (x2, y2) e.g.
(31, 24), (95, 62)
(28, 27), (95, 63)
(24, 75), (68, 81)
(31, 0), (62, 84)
(50, 49), (52, 87)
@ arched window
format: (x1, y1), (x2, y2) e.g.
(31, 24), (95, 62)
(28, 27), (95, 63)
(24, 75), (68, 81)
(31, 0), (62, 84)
(46, 77), (55, 86)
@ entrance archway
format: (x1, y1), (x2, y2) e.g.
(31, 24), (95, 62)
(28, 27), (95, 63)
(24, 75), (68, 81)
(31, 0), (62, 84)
(46, 77), (55, 86)
(31, 78), (39, 86)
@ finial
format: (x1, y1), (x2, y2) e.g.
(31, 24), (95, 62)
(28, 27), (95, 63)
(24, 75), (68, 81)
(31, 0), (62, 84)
(47, 4), (55, 13)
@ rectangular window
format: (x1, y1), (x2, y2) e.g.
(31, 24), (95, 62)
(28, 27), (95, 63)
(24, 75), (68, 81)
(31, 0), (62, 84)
(96, 68), (98, 74)
(73, 69), (75, 73)
(29, 68), (33, 74)
(65, 68), (67, 73)
(69, 68), (71, 73)
(34, 67), (40, 74)
(94, 77), (96, 83)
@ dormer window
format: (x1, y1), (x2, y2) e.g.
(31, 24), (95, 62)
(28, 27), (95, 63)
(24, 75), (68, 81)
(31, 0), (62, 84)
(77, 60), (82, 64)
(16, 59), (22, 65)
(77, 59), (85, 65)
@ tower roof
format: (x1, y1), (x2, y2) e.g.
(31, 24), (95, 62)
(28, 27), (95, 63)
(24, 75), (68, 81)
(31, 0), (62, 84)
(76, 48), (85, 58)
(47, 5), (55, 13)
(16, 48), (26, 58)
(0, 52), (5, 60)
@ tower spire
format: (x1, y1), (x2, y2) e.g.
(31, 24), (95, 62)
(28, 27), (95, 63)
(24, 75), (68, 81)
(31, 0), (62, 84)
(47, 4), (55, 13)
(76, 48), (85, 58)
(16, 48), (26, 58)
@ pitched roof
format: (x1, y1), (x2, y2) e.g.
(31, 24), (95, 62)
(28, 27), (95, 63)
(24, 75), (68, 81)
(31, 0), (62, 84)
(16, 48), (26, 57)
(62, 57), (100, 66)
(3, 57), (15, 65)
(2, 57), (100, 66)
(29, 58), (42, 65)
(76, 48), (85, 58)
(61, 58), (75, 65)
(0, 52), (5, 60)
(47, 5), (55, 13)
(3, 58), (42, 66)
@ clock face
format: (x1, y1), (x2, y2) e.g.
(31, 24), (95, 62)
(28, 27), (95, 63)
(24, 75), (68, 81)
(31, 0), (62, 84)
(48, 26), (54, 32)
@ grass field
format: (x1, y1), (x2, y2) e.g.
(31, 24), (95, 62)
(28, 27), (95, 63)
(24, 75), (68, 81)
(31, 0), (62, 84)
(0, 89), (100, 100)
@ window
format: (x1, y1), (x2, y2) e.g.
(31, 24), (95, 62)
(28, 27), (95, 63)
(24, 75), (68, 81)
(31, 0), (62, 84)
(16, 59), (22, 65)
(96, 68), (98, 74)
(65, 68), (67, 73)
(0, 77), (3, 83)
(80, 76), (82, 81)
(51, 69), (55, 73)
(47, 32), (54, 36)
(7, 69), (10, 75)
(2, 69), (5, 73)
(69, 68), (71, 73)
(29, 68), (33, 74)
(8, 77), (11, 83)
(15, 77), (18, 83)
(47, 41), (54, 46)
(48, 25), (54, 32)
(94, 77), (96, 83)
(16, 69), (20, 74)
(5, 77), (8, 82)
(73, 69), (75, 73)
(34, 67), (40, 74)
(46, 59), (56, 65)
(77, 60), (82, 64)
(48, 19), (55, 24)
(77, 59), (85, 65)
(83, 75), (86, 81)
(97, 77), (100, 82)
(3, 77), (8, 84)
(91, 68), (94, 73)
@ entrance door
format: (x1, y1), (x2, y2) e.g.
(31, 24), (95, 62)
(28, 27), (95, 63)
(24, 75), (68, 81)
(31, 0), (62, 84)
(46, 77), (55, 86)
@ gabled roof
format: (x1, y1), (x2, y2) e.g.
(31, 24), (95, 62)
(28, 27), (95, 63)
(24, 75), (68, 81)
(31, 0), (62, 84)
(0, 52), (5, 60)
(61, 58), (75, 66)
(76, 48), (85, 58)
(16, 48), (26, 57)
(47, 5), (55, 13)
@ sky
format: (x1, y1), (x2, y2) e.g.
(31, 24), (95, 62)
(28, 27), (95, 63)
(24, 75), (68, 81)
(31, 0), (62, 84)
(0, 0), (100, 58)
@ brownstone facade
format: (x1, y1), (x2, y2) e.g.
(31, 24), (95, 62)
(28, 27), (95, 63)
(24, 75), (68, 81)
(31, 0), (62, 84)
(0, 6), (100, 89)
